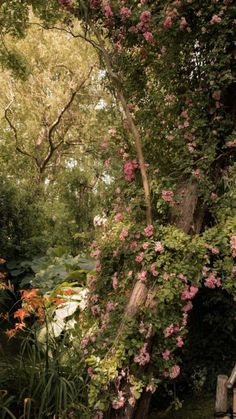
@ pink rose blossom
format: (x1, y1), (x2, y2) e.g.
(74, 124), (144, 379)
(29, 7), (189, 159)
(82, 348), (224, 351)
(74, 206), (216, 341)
(143, 242), (149, 250)
(163, 16), (173, 28)
(137, 270), (148, 282)
(104, 158), (112, 167)
(130, 240), (138, 249)
(106, 301), (116, 312)
(123, 160), (138, 182)
(135, 252), (145, 263)
(155, 241), (164, 253)
(150, 263), (159, 277)
(182, 301), (193, 312)
(120, 7), (132, 21)
(103, 4), (113, 19)
(162, 349), (171, 360)
(146, 383), (156, 393)
(170, 365), (180, 379)
(114, 213), (123, 222)
(176, 336), (184, 348)
(144, 224), (154, 237)
(140, 11), (151, 22)
(211, 192), (218, 200)
(112, 391), (125, 410)
(179, 17), (188, 30)
(91, 305), (100, 316)
(204, 272), (221, 288)
(162, 189), (175, 206)
(134, 343), (150, 366)
(143, 31), (154, 43)
(181, 285), (199, 300)
(119, 228), (129, 240)
(100, 141), (109, 150)
(164, 324), (174, 338)
(210, 15), (221, 24)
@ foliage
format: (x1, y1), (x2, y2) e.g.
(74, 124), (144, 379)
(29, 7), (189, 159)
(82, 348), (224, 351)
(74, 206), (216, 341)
(0, 0), (235, 418)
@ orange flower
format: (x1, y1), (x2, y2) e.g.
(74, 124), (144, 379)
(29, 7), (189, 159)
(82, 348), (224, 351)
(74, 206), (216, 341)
(15, 322), (25, 330)
(5, 328), (17, 339)
(21, 289), (38, 300)
(52, 298), (65, 306)
(0, 258), (6, 264)
(62, 289), (75, 296)
(14, 308), (30, 322)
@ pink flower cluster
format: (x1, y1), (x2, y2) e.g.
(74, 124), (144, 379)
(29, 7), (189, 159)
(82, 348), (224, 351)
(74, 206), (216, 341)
(179, 16), (188, 30)
(204, 272), (221, 289)
(123, 160), (138, 182)
(135, 252), (145, 263)
(114, 213), (123, 222)
(163, 16), (173, 29)
(182, 301), (193, 312)
(162, 349), (171, 360)
(164, 324), (174, 338)
(170, 365), (180, 379)
(181, 285), (199, 300)
(162, 189), (175, 207)
(120, 6), (132, 21)
(176, 336), (184, 348)
(134, 343), (150, 366)
(103, 3), (113, 19)
(112, 391), (125, 410)
(143, 31), (154, 43)
(137, 270), (147, 282)
(210, 15), (221, 24)
(137, 10), (151, 32)
(119, 227), (129, 240)
(155, 241), (164, 253)
(146, 383), (156, 394)
(91, 248), (101, 259)
(150, 263), (158, 277)
(144, 224), (154, 237)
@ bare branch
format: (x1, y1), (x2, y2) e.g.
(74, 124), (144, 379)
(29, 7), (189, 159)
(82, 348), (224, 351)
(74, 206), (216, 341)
(48, 66), (93, 141)
(4, 101), (37, 162)
(30, 22), (102, 52)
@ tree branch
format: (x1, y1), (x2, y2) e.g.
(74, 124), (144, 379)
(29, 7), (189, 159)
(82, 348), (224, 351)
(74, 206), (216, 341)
(4, 101), (37, 162)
